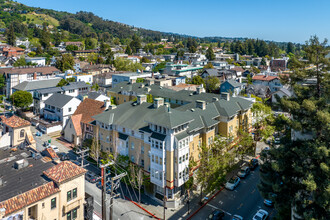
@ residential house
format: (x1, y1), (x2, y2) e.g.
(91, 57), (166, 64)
(252, 75), (283, 93)
(65, 41), (83, 49)
(220, 79), (245, 96)
(82, 64), (113, 76)
(43, 94), (81, 127)
(271, 87), (293, 103)
(93, 72), (116, 88)
(68, 73), (93, 84)
(112, 72), (153, 87)
(72, 49), (99, 58)
(92, 94), (253, 208)
(0, 66), (60, 97)
(1, 46), (25, 58)
(25, 57), (46, 66)
(64, 98), (106, 145)
(15, 38), (30, 48)
(0, 115), (35, 148)
(78, 91), (110, 103)
(162, 63), (203, 77)
(246, 84), (271, 99)
(0, 148), (86, 220)
(200, 69), (219, 79)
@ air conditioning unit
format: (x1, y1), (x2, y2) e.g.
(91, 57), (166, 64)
(14, 159), (29, 170)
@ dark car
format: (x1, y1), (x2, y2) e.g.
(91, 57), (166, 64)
(85, 171), (98, 183)
(207, 210), (225, 220)
(249, 159), (259, 170)
(57, 152), (70, 161)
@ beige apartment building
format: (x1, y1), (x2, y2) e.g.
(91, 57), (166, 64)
(92, 93), (253, 208)
(0, 146), (86, 220)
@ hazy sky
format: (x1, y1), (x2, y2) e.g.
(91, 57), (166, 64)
(17, 0), (330, 43)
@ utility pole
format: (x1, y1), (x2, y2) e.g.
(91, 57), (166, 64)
(100, 162), (114, 220)
(76, 148), (89, 167)
(109, 172), (127, 220)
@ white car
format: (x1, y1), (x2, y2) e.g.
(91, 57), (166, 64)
(252, 209), (268, 220)
(225, 176), (240, 190)
(50, 145), (59, 153)
(232, 214), (243, 220)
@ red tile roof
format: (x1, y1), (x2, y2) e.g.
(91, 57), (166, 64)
(232, 67), (244, 72)
(71, 114), (82, 136)
(0, 115), (31, 128)
(43, 161), (86, 184)
(252, 75), (279, 81)
(73, 98), (106, 124)
(0, 182), (59, 216)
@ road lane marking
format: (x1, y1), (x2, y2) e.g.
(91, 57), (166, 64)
(251, 189), (256, 194)
(218, 200), (223, 205)
(237, 203), (243, 210)
(206, 203), (232, 216)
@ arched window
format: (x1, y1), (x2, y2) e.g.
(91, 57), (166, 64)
(20, 129), (25, 138)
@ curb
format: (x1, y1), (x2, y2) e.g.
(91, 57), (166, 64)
(187, 186), (225, 220)
(124, 196), (161, 220)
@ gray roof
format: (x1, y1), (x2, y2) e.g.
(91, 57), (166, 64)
(44, 93), (76, 108)
(175, 130), (189, 140)
(224, 79), (244, 88)
(276, 87), (293, 97)
(87, 91), (102, 100)
(202, 69), (219, 77)
(118, 132), (128, 140)
(62, 81), (91, 91)
(12, 78), (61, 91)
(150, 132), (166, 141)
(36, 87), (63, 94)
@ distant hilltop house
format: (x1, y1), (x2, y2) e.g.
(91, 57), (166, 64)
(25, 56), (46, 66)
(1, 46), (25, 58)
(65, 41), (83, 48)
(15, 38), (30, 48)
(72, 49), (99, 58)
(270, 58), (289, 71)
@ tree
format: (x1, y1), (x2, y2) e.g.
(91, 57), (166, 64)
(66, 45), (78, 51)
(258, 36), (330, 219)
(13, 56), (26, 67)
(129, 164), (143, 203)
(141, 57), (151, 63)
(153, 62), (166, 73)
(147, 94), (153, 103)
(6, 23), (15, 46)
(40, 26), (51, 50)
(10, 91), (33, 109)
(91, 83), (99, 91)
(205, 76), (220, 92)
(56, 79), (69, 87)
(189, 75), (205, 86)
(113, 57), (144, 72)
(125, 45), (132, 55)
(55, 54), (75, 71)
(206, 46), (215, 61)
(85, 38), (98, 50)
(0, 75), (5, 92)
(129, 34), (141, 53)
(203, 62), (214, 69)
(136, 78), (145, 83)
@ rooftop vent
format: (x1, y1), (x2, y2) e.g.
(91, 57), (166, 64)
(14, 159), (29, 170)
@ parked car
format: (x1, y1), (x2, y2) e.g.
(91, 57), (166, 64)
(232, 215), (243, 220)
(249, 159), (259, 170)
(252, 209), (269, 220)
(85, 171), (98, 183)
(264, 193), (276, 207)
(50, 145), (59, 153)
(207, 210), (225, 220)
(57, 152), (70, 161)
(274, 138), (280, 145)
(237, 166), (250, 178)
(225, 176), (240, 190)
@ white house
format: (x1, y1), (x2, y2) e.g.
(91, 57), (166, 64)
(252, 75), (283, 93)
(25, 57), (46, 66)
(43, 93), (81, 127)
(77, 91), (110, 103)
(271, 87), (293, 103)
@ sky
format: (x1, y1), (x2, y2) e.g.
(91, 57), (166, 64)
(16, 0), (330, 43)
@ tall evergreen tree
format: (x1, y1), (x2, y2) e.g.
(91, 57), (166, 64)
(206, 46), (215, 61)
(258, 36), (330, 219)
(6, 23), (16, 46)
(40, 26), (51, 50)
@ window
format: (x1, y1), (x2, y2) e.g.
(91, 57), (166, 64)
(67, 208), (77, 220)
(67, 191), (72, 202)
(179, 157), (182, 164)
(72, 188), (77, 199)
(42, 202), (45, 209)
(123, 127), (126, 133)
(20, 129), (25, 138)
(179, 172), (182, 179)
(152, 155), (154, 162)
(131, 142), (134, 150)
(131, 130), (134, 136)
(51, 198), (56, 209)
(198, 140), (201, 148)
(141, 159), (144, 167)
(159, 142), (163, 150)
(155, 156), (158, 164)
(68, 107), (72, 112)
(186, 153), (188, 161)
(155, 141), (159, 149)
(160, 157), (163, 165)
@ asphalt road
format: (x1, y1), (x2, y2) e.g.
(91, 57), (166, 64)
(192, 166), (274, 220)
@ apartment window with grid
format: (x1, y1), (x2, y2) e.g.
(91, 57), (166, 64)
(186, 153), (188, 161)
(66, 208), (77, 220)
(179, 156), (182, 164)
(198, 140), (201, 148)
(131, 142), (134, 150)
(51, 197), (56, 209)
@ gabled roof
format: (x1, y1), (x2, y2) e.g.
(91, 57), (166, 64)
(0, 115), (30, 128)
(0, 182), (59, 217)
(223, 79), (244, 88)
(43, 161), (86, 184)
(202, 68), (219, 77)
(44, 147), (59, 160)
(62, 81), (91, 90)
(12, 78), (62, 91)
(87, 91), (102, 100)
(70, 114), (82, 136)
(44, 93), (78, 108)
(73, 98), (105, 124)
(252, 75), (279, 81)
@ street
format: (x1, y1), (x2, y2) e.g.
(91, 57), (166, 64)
(191, 166), (274, 220)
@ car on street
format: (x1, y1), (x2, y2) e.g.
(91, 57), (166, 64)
(232, 215), (243, 220)
(274, 138), (280, 145)
(264, 199), (274, 207)
(57, 152), (70, 161)
(85, 171), (99, 183)
(225, 176), (240, 190)
(50, 145), (59, 153)
(237, 166), (250, 178)
(252, 209), (269, 220)
(207, 210), (225, 220)
(249, 159), (259, 170)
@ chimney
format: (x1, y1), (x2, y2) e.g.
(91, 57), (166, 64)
(153, 97), (164, 108)
(109, 105), (117, 110)
(130, 78), (136, 84)
(137, 94), (147, 104)
(33, 72), (37, 80)
(220, 92), (230, 101)
(196, 100), (206, 110)
(196, 85), (205, 94)
(104, 100), (110, 109)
